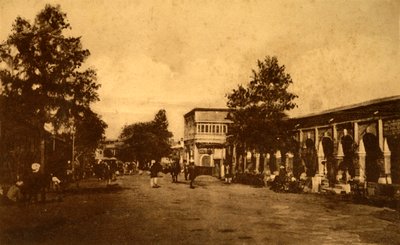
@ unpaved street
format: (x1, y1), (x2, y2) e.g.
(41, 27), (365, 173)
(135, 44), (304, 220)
(1, 173), (399, 244)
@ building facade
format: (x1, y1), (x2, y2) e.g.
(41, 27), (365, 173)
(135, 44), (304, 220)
(289, 96), (400, 185)
(183, 108), (231, 176)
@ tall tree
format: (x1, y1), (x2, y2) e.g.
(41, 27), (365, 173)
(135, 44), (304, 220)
(226, 56), (298, 154)
(0, 5), (102, 169)
(118, 109), (173, 169)
(74, 110), (107, 165)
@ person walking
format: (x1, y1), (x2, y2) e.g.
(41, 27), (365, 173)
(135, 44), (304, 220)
(150, 160), (161, 188)
(188, 160), (196, 189)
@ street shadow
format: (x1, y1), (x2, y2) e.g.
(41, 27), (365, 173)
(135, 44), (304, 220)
(64, 185), (129, 195)
(1, 216), (67, 244)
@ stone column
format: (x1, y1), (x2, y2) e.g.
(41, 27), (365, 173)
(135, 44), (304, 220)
(243, 151), (247, 171)
(286, 152), (294, 175)
(264, 153), (271, 176)
(317, 141), (325, 176)
(333, 124), (338, 142)
(378, 119), (384, 151)
(315, 128), (319, 151)
(275, 150), (281, 175)
(299, 129), (303, 147)
(356, 139), (366, 183)
(354, 122), (359, 144)
(232, 144), (237, 175)
(336, 141), (344, 181)
(193, 144), (198, 166)
(383, 138), (392, 184)
(220, 151), (225, 179)
(255, 152), (260, 173)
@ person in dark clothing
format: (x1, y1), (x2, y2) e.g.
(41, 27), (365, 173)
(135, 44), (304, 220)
(322, 132), (335, 186)
(341, 129), (355, 179)
(150, 160), (162, 188)
(363, 131), (382, 182)
(304, 133), (318, 177)
(188, 161), (196, 189)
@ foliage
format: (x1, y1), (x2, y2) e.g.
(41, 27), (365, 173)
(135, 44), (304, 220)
(226, 56), (297, 153)
(118, 109), (173, 168)
(74, 109), (107, 162)
(0, 5), (106, 172)
(0, 4), (101, 133)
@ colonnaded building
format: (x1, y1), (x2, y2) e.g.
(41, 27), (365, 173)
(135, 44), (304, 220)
(183, 96), (400, 186)
(290, 95), (400, 185)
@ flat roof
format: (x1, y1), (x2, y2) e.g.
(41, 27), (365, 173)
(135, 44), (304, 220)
(292, 95), (400, 120)
(290, 95), (400, 128)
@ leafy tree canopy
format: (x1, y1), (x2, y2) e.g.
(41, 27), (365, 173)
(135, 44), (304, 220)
(0, 4), (100, 133)
(226, 56), (297, 153)
(0, 4), (106, 171)
(118, 109), (173, 168)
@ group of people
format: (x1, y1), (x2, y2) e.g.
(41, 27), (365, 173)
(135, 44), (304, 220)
(149, 159), (196, 189)
(2, 163), (62, 204)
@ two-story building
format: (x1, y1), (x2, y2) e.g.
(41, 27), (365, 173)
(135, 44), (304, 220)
(183, 108), (231, 176)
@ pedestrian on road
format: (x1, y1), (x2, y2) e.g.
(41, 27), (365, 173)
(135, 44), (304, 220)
(150, 160), (162, 188)
(183, 160), (188, 180)
(188, 160), (196, 189)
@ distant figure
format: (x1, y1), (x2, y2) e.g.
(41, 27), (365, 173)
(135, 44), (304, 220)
(321, 132), (335, 186)
(363, 129), (382, 182)
(150, 160), (162, 188)
(303, 133), (318, 177)
(22, 163), (48, 203)
(224, 164), (233, 184)
(168, 161), (181, 183)
(183, 160), (188, 180)
(6, 180), (24, 203)
(188, 160), (196, 189)
(341, 129), (355, 179)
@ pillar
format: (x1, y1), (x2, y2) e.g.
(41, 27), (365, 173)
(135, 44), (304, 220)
(314, 128), (319, 150)
(333, 124), (338, 142)
(264, 153), (271, 176)
(356, 139), (366, 183)
(299, 129), (303, 144)
(336, 141), (344, 181)
(383, 138), (392, 184)
(232, 144), (237, 175)
(220, 151), (225, 178)
(275, 150), (281, 175)
(255, 152), (260, 173)
(317, 141), (325, 176)
(243, 151), (247, 171)
(354, 122), (359, 144)
(378, 119), (384, 151)
(286, 152), (294, 174)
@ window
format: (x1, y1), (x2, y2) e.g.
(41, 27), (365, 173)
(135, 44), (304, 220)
(201, 124), (204, 132)
(216, 125), (219, 133)
(205, 124), (208, 133)
(212, 125), (215, 133)
(223, 125), (227, 133)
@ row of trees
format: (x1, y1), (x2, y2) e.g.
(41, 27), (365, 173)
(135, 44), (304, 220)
(115, 57), (298, 170)
(0, 4), (296, 180)
(117, 109), (173, 169)
(0, 5), (106, 177)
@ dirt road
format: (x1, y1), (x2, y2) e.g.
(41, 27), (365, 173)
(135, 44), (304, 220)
(1, 173), (399, 244)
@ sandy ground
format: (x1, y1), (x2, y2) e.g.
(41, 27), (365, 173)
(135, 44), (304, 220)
(1, 173), (399, 245)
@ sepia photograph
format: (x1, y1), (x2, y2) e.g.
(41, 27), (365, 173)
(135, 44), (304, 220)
(0, 0), (399, 244)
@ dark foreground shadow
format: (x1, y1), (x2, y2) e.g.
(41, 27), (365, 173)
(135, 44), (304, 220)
(64, 184), (128, 195)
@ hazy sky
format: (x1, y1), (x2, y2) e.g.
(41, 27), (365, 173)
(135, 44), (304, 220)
(1, 0), (399, 139)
